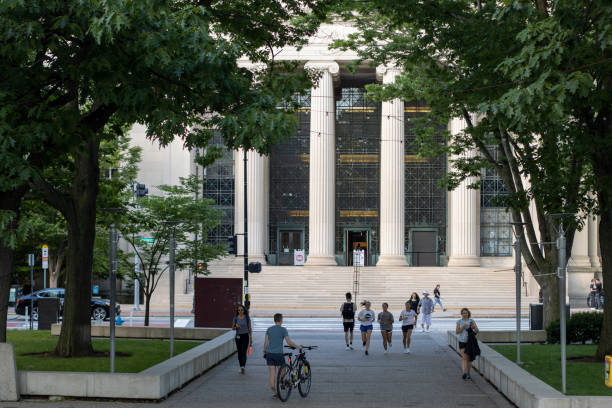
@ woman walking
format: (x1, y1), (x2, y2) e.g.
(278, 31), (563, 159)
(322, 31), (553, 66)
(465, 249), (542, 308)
(377, 303), (394, 353)
(456, 307), (479, 380)
(408, 292), (420, 322)
(232, 304), (253, 374)
(358, 300), (375, 355)
(399, 301), (417, 353)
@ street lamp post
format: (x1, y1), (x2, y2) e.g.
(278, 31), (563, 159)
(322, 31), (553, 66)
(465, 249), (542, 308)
(511, 222), (525, 365)
(243, 150), (249, 309)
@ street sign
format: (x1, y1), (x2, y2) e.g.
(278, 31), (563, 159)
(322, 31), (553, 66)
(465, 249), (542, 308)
(28, 253), (35, 267)
(140, 237), (155, 244)
(42, 244), (49, 269)
(294, 249), (305, 266)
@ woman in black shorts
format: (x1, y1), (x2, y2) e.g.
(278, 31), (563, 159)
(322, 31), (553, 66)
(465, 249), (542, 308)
(399, 301), (417, 353)
(456, 308), (479, 379)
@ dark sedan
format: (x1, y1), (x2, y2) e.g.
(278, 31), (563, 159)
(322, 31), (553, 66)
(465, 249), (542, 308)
(15, 288), (120, 321)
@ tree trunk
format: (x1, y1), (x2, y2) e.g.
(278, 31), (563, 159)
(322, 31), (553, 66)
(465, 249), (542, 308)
(0, 187), (27, 343)
(596, 206), (612, 360)
(144, 294), (151, 327)
(49, 242), (67, 288)
(54, 138), (100, 357)
(541, 273), (561, 329)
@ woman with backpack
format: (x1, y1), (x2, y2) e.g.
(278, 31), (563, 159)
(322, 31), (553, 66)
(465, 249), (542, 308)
(232, 304), (253, 374)
(456, 307), (479, 380)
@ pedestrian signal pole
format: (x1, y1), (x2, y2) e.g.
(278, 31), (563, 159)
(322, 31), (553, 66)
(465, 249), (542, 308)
(28, 253), (35, 330)
(557, 221), (568, 394)
(511, 222), (525, 365)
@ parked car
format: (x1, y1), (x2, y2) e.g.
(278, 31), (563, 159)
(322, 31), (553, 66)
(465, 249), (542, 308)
(15, 288), (120, 321)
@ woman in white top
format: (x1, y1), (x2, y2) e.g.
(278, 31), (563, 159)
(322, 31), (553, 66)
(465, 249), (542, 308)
(357, 300), (375, 355)
(399, 301), (417, 354)
(455, 307), (479, 380)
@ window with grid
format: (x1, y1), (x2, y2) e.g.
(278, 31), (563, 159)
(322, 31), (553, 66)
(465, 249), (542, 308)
(404, 101), (447, 263)
(202, 132), (234, 245)
(268, 92), (311, 258)
(480, 147), (512, 256)
(335, 80), (381, 259)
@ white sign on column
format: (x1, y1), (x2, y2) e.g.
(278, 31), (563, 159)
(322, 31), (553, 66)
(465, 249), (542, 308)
(42, 244), (49, 289)
(294, 250), (305, 266)
(353, 249), (365, 267)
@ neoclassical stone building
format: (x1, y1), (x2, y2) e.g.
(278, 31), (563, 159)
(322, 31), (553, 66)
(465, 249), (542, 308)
(130, 22), (601, 305)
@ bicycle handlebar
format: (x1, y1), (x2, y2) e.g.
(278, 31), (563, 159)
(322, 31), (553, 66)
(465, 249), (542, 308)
(284, 345), (318, 350)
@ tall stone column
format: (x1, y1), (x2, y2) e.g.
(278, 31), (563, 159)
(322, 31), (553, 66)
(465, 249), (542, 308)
(376, 66), (407, 266)
(588, 214), (601, 270)
(234, 149), (245, 256)
(247, 150), (267, 262)
(305, 61), (339, 266)
(447, 117), (480, 267)
(570, 223), (591, 269)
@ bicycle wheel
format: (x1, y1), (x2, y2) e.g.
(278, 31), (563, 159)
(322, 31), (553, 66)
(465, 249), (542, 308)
(276, 363), (292, 402)
(298, 360), (312, 398)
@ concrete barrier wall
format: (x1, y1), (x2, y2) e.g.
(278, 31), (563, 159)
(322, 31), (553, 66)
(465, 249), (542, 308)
(17, 330), (236, 399)
(447, 331), (612, 408)
(50, 324), (228, 340)
(477, 330), (546, 343)
(0, 343), (19, 401)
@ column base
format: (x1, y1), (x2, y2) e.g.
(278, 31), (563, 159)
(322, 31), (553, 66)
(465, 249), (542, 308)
(447, 256), (480, 267)
(305, 255), (337, 266)
(590, 258), (602, 270)
(568, 255), (592, 270)
(377, 255), (408, 266)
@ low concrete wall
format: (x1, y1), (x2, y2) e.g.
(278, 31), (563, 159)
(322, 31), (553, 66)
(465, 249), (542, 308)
(17, 330), (236, 400)
(478, 330), (546, 343)
(51, 324), (228, 340)
(0, 343), (19, 401)
(447, 331), (612, 408)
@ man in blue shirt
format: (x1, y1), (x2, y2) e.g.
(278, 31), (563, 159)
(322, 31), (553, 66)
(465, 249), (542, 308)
(264, 313), (301, 397)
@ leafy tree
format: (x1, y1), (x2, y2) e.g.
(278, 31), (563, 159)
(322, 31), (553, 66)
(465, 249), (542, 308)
(120, 176), (225, 326)
(0, 0), (335, 354)
(332, 0), (597, 329)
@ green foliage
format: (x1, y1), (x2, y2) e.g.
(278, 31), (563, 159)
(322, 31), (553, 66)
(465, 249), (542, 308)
(546, 312), (604, 344)
(119, 175), (225, 315)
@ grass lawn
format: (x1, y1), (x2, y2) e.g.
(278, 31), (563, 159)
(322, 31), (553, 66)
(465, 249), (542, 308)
(7, 330), (203, 373)
(490, 344), (612, 396)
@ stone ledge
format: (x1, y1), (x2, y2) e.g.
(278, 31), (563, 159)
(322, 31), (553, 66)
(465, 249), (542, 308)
(17, 330), (235, 400)
(0, 343), (19, 401)
(447, 331), (612, 408)
(478, 330), (546, 343)
(51, 324), (228, 340)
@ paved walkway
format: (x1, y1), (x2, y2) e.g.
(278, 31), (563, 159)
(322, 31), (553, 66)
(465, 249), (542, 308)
(2, 329), (514, 408)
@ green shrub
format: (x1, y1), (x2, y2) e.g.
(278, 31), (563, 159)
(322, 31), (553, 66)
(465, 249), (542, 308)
(569, 312), (603, 344)
(546, 312), (603, 344)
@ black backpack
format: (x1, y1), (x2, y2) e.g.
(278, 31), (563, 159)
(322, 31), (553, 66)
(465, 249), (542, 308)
(342, 302), (354, 319)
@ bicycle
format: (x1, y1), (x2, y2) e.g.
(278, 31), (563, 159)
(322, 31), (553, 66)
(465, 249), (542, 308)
(276, 345), (317, 402)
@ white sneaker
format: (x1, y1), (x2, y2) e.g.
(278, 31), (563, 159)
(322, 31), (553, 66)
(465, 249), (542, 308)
(349, 345), (354, 350)
(406, 348), (410, 354)
(403, 348), (408, 354)
(421, 327), (425, 332)
(345, 345), (350, 351)
(389, 342), (392, 348)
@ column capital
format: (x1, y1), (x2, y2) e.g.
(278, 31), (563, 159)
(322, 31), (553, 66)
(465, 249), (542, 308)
(376, 65), (402, 83)
(237, 61), (267, 72)
(304, 60), (340, 76)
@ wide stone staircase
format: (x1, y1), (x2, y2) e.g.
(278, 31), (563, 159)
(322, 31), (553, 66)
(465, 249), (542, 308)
(202, 261), (538, 313)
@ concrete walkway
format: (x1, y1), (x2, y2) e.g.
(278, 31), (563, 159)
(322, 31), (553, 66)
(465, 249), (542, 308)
(1, 330), (514, 408)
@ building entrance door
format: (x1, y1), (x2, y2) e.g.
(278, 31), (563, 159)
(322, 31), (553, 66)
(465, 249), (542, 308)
(279, 230), (303, 265)
(346, 230), (368, 266)
(411, 230), (437, 266)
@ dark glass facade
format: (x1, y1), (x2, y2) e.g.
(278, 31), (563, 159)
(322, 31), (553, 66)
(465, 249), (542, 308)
(202, 132), (234, 245)
(268, 93), (310, 264)
(480, 147), (512, 256)
(334, 81), (381, 265)
(404, 102), (447, 265)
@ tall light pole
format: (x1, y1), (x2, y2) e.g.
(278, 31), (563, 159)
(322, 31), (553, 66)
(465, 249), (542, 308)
(511, 222), (525, 365)
(109, 222), (117, 373)
(243, 150), (249, 309)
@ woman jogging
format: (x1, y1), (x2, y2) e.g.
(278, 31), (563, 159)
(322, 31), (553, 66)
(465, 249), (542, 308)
(399, 301), (417, 354)
(358, 300), (375, 355)
(408, 292), (420, 321)
(456, 308), (479, 380)
(232, 304), (253, 374)
(377, 303), (394, 353)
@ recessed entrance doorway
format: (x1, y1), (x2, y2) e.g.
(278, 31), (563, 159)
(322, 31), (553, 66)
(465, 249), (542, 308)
(345, 229), (369, 266)
(411, 230), (438, 266)
(278, 230), (303, 265)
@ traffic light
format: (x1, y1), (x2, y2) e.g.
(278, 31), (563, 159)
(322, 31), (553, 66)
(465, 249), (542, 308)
(198, 262), (203, 272)
(227, 235), (237, 255)
(136, 183), (148, 198)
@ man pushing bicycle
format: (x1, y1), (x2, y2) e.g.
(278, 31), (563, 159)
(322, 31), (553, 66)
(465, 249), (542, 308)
(263, 313), (302, 399)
